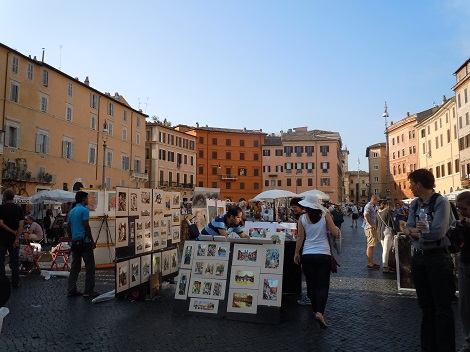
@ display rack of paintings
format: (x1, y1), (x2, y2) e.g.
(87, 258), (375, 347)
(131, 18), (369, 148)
(116, 260), (129, 293)
(244, 221), (289, 244)
(129, 257), (141, 288)
(128, 189), (139, 217)
(142, 217), (152, 253)
(116, 187), (129, 217)
(258, 274), (282, 307)
(135, 220), (144, 255)
(188, 298), (219, 314)
(153, 189), (164, 210)
(226, 288), (258, 314)
(174, 269), (191, 300)
(141, 254), (151, 283)
(188, 277), (227, 300)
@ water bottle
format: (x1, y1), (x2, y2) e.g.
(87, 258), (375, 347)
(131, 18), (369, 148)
(418, 208), (429, 233)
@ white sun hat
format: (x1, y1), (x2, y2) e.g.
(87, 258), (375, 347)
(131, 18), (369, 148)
(299, 194), (327, 213)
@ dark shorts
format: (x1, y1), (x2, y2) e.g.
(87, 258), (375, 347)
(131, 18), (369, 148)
(352, 213), (358, 220)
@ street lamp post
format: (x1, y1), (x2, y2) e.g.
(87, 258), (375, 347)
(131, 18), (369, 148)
(102, 120), (108, 189)
(356, 158), (360, 204)
(383, 102), (390, 199)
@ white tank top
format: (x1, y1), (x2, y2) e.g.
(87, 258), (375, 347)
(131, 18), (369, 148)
(301, 214), (330, 256)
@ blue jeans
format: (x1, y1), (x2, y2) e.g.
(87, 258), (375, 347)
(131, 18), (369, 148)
(411, 252), (455, 352)
(0, 243), (19, 287)
(67, 243), (96, 294)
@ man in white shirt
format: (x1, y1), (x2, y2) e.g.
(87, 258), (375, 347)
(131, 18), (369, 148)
(351, 205), (359, 228)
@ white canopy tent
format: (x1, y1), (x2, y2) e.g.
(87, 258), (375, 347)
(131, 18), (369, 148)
(30, 190), (76, 204)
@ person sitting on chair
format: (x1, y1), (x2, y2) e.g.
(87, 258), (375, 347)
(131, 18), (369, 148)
(24, 216), (44, 243)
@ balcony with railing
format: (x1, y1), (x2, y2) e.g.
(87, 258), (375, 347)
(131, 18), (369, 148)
(130, 171), (149, 181)
(158, 181), (194, 189)
(220, 174), (237, 181)
(2, 170), (55, 184)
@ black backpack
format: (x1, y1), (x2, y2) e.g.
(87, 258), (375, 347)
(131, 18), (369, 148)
(413, 193), (462, 253)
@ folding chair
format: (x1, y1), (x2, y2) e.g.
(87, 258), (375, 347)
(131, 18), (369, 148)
(50, 237), (72, 271)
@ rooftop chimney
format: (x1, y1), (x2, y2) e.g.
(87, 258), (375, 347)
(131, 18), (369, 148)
(196, 122), (199, 128)
(84, 76), (90, 86)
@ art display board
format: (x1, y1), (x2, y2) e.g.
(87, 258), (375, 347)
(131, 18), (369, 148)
(395, 234), (415, 291)
(113, 186), (182, 298)
(82, 189), (106, 218)
(174, 240), (285, 322)
(243, 221), (296, 244)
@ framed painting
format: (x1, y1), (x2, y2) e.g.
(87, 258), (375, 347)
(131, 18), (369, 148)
(192, 208), (208, 232)
(258, 274), (283, 307)
(116, 260), (129, 293)
(174, 269), (191, 300)
(215, 243), (229, 261)
(139, 188), (152, 217)
(115, 187), (128, 217)
(115, 218), (128, 248)
(153, 189), (164, 208)
(188, 298), (219, 314)
(129, 257), (141, 288)
(84, 189), (105, 217)
(181, 241), (195, 269)
(188, 277), (226, 300)
(260, 244), (284, 274)
(105, 190), (117, 217)
(128, 219), (136, 244)
(171, 226), (181, 244)
(162, 250), (171, 276)
(164, 192), (171, 211)
(172, 211), (181, 227)
(152, 251), (162, 274)
(232, 244), (262, 267)
(248, 228), (267, 238)
(140, 254), (151, 283)
(229, 266), (260, 289)
(192, 260), (228, 280)
(170, 248), (179, 274)
(128, 189), (139, 217)
(226, 288), (258, 314)
(172, 192), (180, 209)
(135, 221), (144, 255)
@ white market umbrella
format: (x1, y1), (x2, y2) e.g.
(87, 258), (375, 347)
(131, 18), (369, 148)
(444, 190), (465, 202)
(298, 190), (330, 201)
(252, 189), (297, 221)
(30, 189), (76, 204)
(253, 189), (298, 200)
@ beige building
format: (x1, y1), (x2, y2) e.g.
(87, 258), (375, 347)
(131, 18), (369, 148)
(0, 43), (147, 196)
(453, 58), (470, 187)
(365, 143), (386, 198)
(262, 127), (343, 203)
(416, 97), (460, 194)
(145, 122), (196, 201)
(345, 170), (369, 204)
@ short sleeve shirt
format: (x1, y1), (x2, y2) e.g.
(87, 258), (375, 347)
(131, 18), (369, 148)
(363, 202), (377, 230)
(0, 202), (24, 245)
(201, 214), (243, 238)
(68, 203), (90, 242)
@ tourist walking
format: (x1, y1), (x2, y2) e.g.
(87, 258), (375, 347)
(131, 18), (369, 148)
(363, 195), (380, 269)
(376, 200), (395, 273)
(294, 194), (339, 329)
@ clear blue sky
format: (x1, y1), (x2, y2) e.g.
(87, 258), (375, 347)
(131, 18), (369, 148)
(2, 0), (469, 172)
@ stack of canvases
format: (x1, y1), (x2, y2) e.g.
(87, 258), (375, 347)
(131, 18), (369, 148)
(114, 187), (181, 296)
(174, 240), (285, 320)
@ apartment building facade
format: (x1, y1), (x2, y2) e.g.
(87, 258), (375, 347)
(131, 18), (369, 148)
(261, 127), (343, 203)
(176, 124), (266, 202)
(453, 58), (470, 187)
(0, 43), (147, 196)
(145, 122), (196, 201)
(345, 170), (370, 204)
(416, 97), (460, 195)
(365, 143), (386, 198)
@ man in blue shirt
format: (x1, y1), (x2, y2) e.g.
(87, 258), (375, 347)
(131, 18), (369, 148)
(67, 191), (99, 298)
(201, 206), (249, 239)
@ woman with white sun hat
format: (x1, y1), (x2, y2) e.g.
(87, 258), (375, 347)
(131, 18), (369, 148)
(294, 194), (339, 329)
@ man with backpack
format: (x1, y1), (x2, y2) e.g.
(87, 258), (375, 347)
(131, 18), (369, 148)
(403, 169), (456, 351)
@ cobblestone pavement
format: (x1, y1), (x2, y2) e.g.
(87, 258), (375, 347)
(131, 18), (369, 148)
(1, 216), (464, 351)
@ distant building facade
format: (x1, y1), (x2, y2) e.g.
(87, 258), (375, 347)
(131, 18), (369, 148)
(365, 143), (386, 198)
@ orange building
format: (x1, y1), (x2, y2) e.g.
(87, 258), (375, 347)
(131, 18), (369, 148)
(262, 127), (343, 203)
(175, 124), (266, 201)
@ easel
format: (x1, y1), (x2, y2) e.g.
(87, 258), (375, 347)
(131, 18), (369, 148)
(96, 214), (114, 263)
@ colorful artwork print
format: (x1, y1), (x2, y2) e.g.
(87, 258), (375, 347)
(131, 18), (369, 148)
(216, 244), (228, 260)
(116, 261), (129, 293)
(183, 245), (193, 265)
(154, 191), (163, 205)
(226, 288), (258, 314)
(141, 255), (151, 282)
(129, 257), (140, 288)
(188, 298), (219, 314)
(258, 274), (282, 307)
(249, 228), (266, 238)
(152, 253), (161, 274)
(229, 266), (260, 289)
(207, 244), (216, 257)
(175, 269), (191, 300)
(162, 250), (171, 276)
(234, 270), (256, 285)
(194, 261), (204, 275)
(170, 249), (178, 273)
(215, 263), (225, 277)
(237, 248), (257, 262)
(172, 192), (180, 207)
(212, 282), (223, 297)
(197, 244), (206, 257)
(165, 194), (171, 211)
(141, 191), (150, 204)
(107, 191), (117, 215)
(191, 280), (202, 294)
(265, 248), (280, 269)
